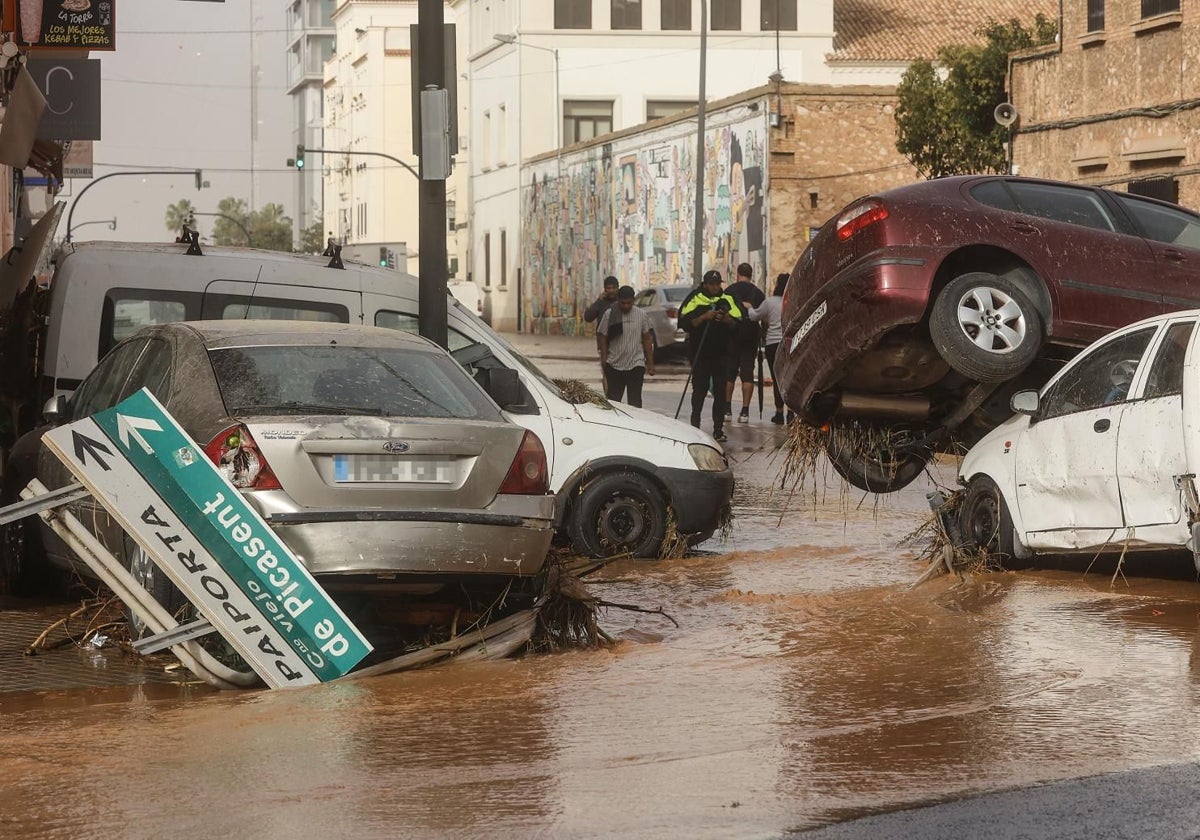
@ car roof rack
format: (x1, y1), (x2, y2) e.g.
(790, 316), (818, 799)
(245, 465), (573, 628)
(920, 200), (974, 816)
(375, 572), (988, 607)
(175, 226), (203, 256)
(323, 237), (345, 270)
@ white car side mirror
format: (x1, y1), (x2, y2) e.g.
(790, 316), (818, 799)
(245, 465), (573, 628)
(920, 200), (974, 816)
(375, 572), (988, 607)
(1010, 390), (1040, 416)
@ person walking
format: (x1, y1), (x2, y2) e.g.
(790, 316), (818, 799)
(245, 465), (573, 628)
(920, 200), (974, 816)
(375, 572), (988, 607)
(585, 275), (620, 391)
(679, 269), (743, 442)
(748, 273), (788, 424)
(597, 285), (655, 407)
(723, 262), (766, 424)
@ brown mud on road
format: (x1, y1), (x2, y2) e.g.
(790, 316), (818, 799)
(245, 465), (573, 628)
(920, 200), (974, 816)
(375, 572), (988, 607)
(4, 423), (1200, 837)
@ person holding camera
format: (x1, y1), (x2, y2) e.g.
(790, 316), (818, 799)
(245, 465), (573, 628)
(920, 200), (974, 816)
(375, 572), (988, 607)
(678, 269), (744, 442)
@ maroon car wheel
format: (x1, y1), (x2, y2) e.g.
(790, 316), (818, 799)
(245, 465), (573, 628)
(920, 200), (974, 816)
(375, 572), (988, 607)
(822, 424), (930, 494)
(930, 272), (1043, 383)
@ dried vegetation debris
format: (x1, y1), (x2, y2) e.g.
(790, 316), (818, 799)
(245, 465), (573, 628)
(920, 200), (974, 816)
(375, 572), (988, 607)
(553, 378), (613, 408)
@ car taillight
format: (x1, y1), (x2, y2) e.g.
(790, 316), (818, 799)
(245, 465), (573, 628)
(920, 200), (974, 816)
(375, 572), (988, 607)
(836, 200), (889, 241)
(203, 424), (281, 491)
(666, 307), (678, 319)
(498, 430), (548, 495)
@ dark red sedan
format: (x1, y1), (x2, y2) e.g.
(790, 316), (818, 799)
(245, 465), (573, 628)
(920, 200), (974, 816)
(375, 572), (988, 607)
(776, 174), (1200, 492)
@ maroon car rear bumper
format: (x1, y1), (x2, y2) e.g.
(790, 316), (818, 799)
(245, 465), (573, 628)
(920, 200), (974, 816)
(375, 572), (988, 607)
(776, 258), (934, 422)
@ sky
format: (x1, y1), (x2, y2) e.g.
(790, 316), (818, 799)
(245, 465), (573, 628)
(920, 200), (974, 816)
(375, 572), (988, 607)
(56, 0), (294, 245)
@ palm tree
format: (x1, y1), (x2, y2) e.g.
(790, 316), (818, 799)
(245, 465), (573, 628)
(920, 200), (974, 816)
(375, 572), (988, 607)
(164, 199), (196, 234)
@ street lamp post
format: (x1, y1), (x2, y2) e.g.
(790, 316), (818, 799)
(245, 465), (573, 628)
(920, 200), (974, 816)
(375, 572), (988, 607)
(189, 211), (254, 247)
(296, 147), (419, 180)
(69, 217), (117, 235)
(66, 169), (203, 242)
(494, 34), (560, 152)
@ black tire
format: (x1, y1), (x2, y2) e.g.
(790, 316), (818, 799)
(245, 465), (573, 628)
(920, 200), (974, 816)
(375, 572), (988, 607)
(0, 471), (51, 597)
(959, 475), (1022, 567)
(569, 471), (668, 559)
(122, 534), (186, 640)
(822, 425), (929, 494)
(930, 272), (1044, 383)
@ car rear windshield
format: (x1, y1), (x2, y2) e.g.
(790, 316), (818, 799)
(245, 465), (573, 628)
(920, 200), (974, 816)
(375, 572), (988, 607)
(664, 287), (689, 302)
(209, 344), (503, 420)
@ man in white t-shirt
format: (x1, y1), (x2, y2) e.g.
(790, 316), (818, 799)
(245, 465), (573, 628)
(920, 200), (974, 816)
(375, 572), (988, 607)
(598, 285), (656, 407)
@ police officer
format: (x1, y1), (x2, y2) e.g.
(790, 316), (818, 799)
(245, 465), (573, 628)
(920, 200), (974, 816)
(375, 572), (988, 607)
(678, 269), (743, 442)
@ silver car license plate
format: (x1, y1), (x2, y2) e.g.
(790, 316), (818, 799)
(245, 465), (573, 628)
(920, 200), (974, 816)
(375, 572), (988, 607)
(333, 454), (454, 484)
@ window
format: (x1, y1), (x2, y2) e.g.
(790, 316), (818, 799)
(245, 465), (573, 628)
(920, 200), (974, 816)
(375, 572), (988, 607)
(563, 100), (613, 144)
(1042, 328), (1155, 419)
(712, 0), (741, 30)
(1143, 321), (1194, 400)
(1127, 176), (1179, 204)
(203, 295), (347, 324)
(647, 100), (694, 121)
(1087, 0), (1105, 31)
(72, 339), (150, 419)
(760, 0), (796, 30)
(662, 0), (690, 29)
(373, 311), (475, 352)
(484, 232), (491, 288)
(500, 229), (508, 288)
(1142, 0), (1179, 17)
(126, 338), (174, 403)
(1007, 182), (1117, 233)
(1117, 193), (1200, 250)
(107, 294), (189, 346)
(555, 0), (591, 28)
(611, 0), (642, 29)
(497, 104), (507, 165)
(482, 110), (491, 169)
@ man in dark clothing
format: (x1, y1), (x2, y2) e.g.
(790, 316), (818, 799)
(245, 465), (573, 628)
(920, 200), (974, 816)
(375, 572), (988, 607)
(584, 275), (621, 390)
(678, 269), (743, 443)
(723, 262), (766, 424)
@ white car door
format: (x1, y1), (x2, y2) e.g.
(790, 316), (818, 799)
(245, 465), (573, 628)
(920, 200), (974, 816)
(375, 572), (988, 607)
(1015, 326), (1158, 546)
(1117, 319), (1196, 530)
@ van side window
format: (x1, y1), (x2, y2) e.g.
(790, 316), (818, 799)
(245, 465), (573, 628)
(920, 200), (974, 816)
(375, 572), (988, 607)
(204, 295), (347, 323)
(101, 290), (197, 356)
(1143, 321), (1195, 399)
(374, 310), (474, 352)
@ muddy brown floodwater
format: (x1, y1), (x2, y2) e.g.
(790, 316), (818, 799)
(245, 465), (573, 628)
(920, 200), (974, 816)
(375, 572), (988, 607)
(4, 415), (1200, 838)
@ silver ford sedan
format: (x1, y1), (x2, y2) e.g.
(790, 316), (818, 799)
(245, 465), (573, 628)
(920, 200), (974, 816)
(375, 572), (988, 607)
(13, 321), (555, 598)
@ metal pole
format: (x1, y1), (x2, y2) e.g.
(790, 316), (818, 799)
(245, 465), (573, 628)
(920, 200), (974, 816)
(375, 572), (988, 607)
(692, 1), (708, 287)
(302, 147), (420, 180)
(417, 0), (449, 349)
(66, 170), (200, 242)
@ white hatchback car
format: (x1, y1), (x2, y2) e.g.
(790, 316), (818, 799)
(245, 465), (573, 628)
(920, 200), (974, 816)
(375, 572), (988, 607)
(958, 309), (1200, 568)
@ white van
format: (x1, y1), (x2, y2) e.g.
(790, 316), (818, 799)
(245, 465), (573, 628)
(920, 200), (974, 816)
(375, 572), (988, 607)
(26, 240), (733, 558)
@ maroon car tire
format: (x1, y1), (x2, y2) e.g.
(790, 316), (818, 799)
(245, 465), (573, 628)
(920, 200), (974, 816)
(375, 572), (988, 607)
(822, 426), (929, 494)
(930, 272), (1043, 384)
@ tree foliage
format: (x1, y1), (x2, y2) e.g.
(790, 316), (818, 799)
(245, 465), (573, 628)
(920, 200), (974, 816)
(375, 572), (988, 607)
(164, 199), (195, 234)
(895, 15), (1058, 179)
(299, 220), (326, 254)
(164, 197), (297, 251)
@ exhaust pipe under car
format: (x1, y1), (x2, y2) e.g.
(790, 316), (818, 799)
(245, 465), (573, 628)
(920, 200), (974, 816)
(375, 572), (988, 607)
(835, 392), (931, 421)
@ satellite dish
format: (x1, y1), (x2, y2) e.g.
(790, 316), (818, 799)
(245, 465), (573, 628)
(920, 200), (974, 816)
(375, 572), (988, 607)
(994, 103), (1018, 127)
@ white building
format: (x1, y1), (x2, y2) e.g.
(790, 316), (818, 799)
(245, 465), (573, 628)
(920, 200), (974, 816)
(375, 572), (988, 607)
(467, 0), (834, 331)
(321, 0), (470, 278)
(287, 0), (337, 242)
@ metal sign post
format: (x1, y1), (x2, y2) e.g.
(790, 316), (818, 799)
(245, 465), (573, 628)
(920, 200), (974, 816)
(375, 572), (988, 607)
(42, 388), (373, 687)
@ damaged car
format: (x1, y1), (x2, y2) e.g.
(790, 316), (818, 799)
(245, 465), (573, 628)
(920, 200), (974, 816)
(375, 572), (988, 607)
(776, 175), (1200, 492)
(957, 310), (1200, 568)
(2, 321), (555, 613)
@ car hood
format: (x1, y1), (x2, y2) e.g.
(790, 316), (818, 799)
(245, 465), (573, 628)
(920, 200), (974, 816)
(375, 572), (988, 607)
(568, 400), (721, 448)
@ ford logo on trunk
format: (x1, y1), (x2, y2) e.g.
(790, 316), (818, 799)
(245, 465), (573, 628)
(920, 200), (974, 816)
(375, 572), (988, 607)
(382, 441), (410, 453)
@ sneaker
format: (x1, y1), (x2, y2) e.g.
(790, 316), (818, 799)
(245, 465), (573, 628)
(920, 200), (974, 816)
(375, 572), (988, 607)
(770, 412), (784, 425)
(724, 407), (733, 420)
(738, 408), (750, 424)
(713, 429), (727, 443)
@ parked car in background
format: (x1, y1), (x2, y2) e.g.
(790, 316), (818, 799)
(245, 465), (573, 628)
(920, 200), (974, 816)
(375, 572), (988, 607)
(3, 321), (555, 606)
(957, 310), (1200, 571)
(635, 284), (693, 357)
(776, 174), (1200, 493)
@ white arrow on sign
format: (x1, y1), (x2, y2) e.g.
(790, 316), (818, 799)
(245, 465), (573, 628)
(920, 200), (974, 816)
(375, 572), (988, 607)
(116, 413), (163, 455)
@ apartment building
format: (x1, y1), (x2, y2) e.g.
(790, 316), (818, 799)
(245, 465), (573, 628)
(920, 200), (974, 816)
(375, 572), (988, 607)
(287, 0), (337, 239)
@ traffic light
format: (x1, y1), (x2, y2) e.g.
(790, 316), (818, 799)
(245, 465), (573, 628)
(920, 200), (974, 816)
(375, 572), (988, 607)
(290, 144), (306, 169)
(379, 246), (389, 267)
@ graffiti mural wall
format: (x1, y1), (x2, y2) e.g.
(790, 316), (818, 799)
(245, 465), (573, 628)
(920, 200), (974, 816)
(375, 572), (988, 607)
(521, 102), (768, 335)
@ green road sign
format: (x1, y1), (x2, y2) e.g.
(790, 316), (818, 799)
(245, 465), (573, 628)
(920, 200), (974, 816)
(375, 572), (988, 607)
(89, 389), (372, 680)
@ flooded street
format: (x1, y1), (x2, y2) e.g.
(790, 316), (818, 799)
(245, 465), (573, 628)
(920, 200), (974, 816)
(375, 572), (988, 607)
(4, 374), (1200, 837)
